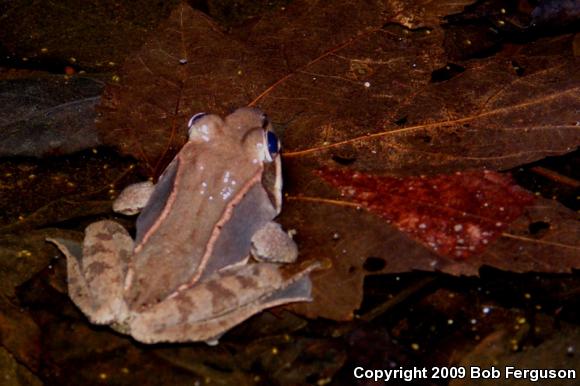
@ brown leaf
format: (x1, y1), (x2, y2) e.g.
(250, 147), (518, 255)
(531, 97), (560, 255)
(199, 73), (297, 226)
(0, 148), (137, 230)
(451, 324), (580, 386)
(100, 2), (579, 175)
(0, 1), (178, 70)
(284, 191), (579, 320)
(240, 335), (346, 386)
(97, 0), (451, 173)
(0, 301), (42, 375)
(95, 1), (580, 321)
(0, 346), (42, 386)
(0, 230), (74, 373)
(281, 34), (580, 175)
(97, 3), (280, 173)
(390, 0), (476, 28)
(478, 196), (580, 274)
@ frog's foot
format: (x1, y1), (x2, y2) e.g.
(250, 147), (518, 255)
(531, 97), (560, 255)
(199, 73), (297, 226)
(250, 221), (298, 263)
(112, 180), (155, 215)
(47, 220), (131, 325)
(128, 262), (317, 344)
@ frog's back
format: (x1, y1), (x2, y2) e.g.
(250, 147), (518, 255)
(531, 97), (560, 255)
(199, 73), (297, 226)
(126, 142), (262, 309)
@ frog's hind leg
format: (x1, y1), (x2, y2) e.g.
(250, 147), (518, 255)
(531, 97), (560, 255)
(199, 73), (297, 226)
(129, 262), (317, 344)
(47, 220), (131, 325)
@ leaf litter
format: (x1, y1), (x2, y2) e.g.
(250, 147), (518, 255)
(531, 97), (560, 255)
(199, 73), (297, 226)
(1, 0), (579, 383)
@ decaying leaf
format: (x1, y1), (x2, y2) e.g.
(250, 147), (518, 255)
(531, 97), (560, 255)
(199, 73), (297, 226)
(316, 168), (535, 260)
(1, 1), (579, 383)
(0, 1), (179, 70)
(94, 1), (580, 321)
(286, 189), (579, 319)
(0, 75), (103, 157)
(451, 325), (580, 386)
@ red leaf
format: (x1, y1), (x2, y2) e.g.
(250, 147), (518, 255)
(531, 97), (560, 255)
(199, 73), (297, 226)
(316, 168), (535, 259)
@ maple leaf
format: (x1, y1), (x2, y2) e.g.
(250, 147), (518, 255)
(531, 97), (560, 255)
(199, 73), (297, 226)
(96, 1), (580, 320)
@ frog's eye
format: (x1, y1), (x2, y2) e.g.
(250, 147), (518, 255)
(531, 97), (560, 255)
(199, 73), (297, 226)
(264, 130), (280, 162)
(187, 112), (207, 129)
(187, 113), (208, 140)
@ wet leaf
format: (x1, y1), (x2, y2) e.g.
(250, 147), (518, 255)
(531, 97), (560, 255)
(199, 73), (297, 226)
(389, 0), (476, 28)
(281, 34), (580, 175)
(0, 346), (42, 386)
(532, 0), (580, 29)
(0, 230), (64, 298)
(95, 0), (580, 321)
(0, 229), (78, 373)
(316, 168), (535, 260)
(0, 148), (139, 230)
(451, 324), (580, 386)
(240, 336), (346, 386)
(284, 191), (579, 320)
(0, 300), (42, 374)
(0, 0), (178, 71)
(2, 1), (578, 383)
(0, 75), (103, 157)
(97, 0), (454, 173)
(96, 2), (579, 174)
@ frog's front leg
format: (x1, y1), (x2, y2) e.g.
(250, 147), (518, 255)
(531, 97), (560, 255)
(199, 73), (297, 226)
(250, 221), (298, 263)
(48, 220), (131, 325)
(112, 181), (155, 215)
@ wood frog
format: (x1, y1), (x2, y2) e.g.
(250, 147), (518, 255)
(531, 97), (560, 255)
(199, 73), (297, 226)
(48, 108), (316, 344)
